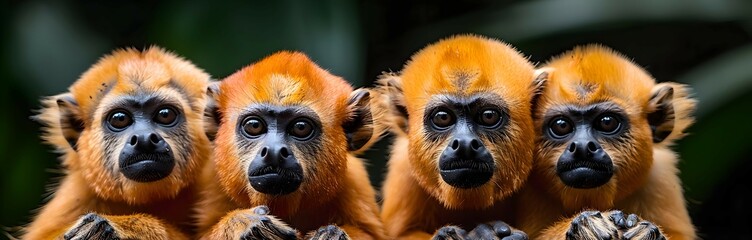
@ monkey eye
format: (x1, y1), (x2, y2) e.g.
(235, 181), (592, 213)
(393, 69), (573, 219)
(477, 109), (502, 128)
(107, 110), (133, 131)
(154, 106), (179, 126)
(430, 109), (456, 130)
(548, 117), (574, 138)
(594, 114), (621, 134)
(242, 117), (267, 137)
(288, 118), (315, 140)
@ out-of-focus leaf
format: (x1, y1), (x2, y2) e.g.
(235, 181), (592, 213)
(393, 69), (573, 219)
(395, 0), (751, 49)
(677, 92), (752, 203)
(679, 44), (752, 118)
(149, 0), (364, 85)
(10, 1), (107, 96)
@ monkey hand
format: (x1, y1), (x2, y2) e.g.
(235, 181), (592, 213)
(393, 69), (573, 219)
(432, 225), (468, 240)
(467, 221), (527, 240)
(63, 213), (119, 240)
(565, 210), (620, 240)
(304, 225), (349, 240)
(222, 205), (299, 240)
(608, 211), (666, 240)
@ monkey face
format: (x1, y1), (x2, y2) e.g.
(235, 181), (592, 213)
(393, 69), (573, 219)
(532, 45), (690, 206)
(104, 96), (181, 183)
(424, 94), (508, 189)
(38, 47), (212, 204)
(380, 35), (539, 208)
(234, 105), (316, 195)
(209, 52), (382, 210)
(540, 103), (631, 188)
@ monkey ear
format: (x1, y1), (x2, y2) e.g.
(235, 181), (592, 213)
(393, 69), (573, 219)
(33, 93), (84, 151)
(343, 88), (386, 154)
(376, 72), (409, 135)
(531, 68), (551, 110)
(647, 82), (697, 145)
(204, 81), (222, 141)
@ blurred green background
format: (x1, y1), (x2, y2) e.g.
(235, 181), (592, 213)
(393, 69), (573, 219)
(2, 0), (751, 239)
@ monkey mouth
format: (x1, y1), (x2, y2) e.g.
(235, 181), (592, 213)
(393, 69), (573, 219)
(119, 153), (175, 183)
(558, 160), (612, 173)
(556, 160), (614, 189)
(440, 159), (494, 171)
(248, 166), (304, 195)
(249, 166), (303, 178)
(439, 159), (494, 189)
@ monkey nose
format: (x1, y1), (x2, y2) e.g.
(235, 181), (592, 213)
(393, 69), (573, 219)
(569, 141), (602, 157)
(258, 145), (293, 166)
(128, 132), (165, 152)
(450, 137), (485, 159)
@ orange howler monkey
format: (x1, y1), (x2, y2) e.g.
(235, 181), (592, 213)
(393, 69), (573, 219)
(378, 34), (544, 239)
(195, 51), (387, 239)
(517, 45), (697, 240)
(25, 47), (213, 239)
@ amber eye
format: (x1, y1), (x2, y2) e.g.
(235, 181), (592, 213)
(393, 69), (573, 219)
(289, 118), (315, 140)
(431, 109), (455, 130)
(242, 117), (266, 137)
(154, 107), (179, 126)
(477, 109), (502, 127)
(107, 110), (133, 131)
(594, 114), (621, 134)
(548, 117), (574, 138)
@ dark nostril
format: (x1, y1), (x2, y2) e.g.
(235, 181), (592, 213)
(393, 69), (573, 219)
(587, 142), (598, 152)
(451, 139), (460, 150)
(470, 139), (481, 150)
(568, 142), (577, 152)
(149, 133), (161, 144)
(280, 147), (290, 158)
(129, 135), (138, 146)
(260, 147), (268, 157)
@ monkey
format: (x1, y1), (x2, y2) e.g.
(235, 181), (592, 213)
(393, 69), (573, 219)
(24, 46), (212, 240)
(516, 45), (697, 240)
(378, 34), (545, 240)
(194, 51), (387, 240)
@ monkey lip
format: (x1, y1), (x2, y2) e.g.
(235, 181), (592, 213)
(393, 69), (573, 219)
(557, 160), (612, 172)
(121, 153), (173, 166)
(249, 166), (302, 178)
(439, 159), (494, 171)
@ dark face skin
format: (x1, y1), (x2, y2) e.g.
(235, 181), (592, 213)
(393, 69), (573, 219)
(542, 102), (630, 189)
(424, 94), (509, 189)
(103, 95), (185, 183)
(236, 104), (322, 195)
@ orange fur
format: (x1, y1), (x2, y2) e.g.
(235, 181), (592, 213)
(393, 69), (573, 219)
(379, 34), (540, 239)
(195, 51), (386, 239)
(518, 45), (697, 239)
(24, 46), (212, 239)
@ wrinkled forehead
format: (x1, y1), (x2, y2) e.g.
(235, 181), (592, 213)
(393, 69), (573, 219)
(402, 43), (534, 111)
(544, 70), (651, 110)
(220, 74), (348, 124)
